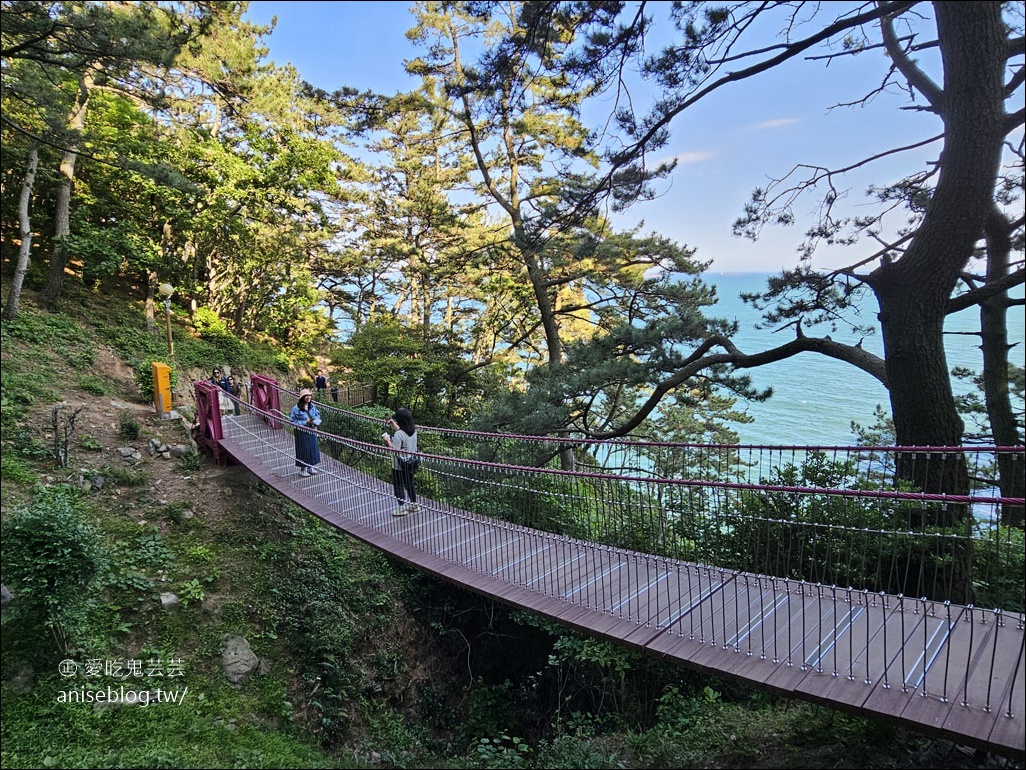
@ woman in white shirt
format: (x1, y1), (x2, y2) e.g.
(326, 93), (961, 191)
(382, 407), (419, 515)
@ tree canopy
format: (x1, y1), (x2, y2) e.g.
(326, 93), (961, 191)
(2, 2), (1021, 514)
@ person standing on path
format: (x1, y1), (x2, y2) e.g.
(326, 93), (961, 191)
(382, 407), (419, 516)
(290, 389), (322, 477)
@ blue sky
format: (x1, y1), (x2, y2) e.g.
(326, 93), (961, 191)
(243, 1), (948, 273)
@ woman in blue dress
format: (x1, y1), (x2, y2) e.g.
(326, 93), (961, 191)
(289, 389), (322, 477)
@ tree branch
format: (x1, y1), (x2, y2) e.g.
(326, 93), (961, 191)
(586, 332), (887, 439)
(946, 268), (1026, 315)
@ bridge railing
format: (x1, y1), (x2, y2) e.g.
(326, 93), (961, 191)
(218, 386), (1025, 758)
(261, 382), (1025, 612)
(284, 381), (1020, 493)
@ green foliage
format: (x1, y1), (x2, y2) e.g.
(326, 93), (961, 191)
(178, 577), (206, 606)
(1, 452), (39, 484)
(532, 735), (625, 769)
(625, 685), (731, 767)
(133, 358), (178, 401)
(1, 422), (51, 460)
(0, 365), (49, 408)
(973, 524), (1026, 612)
(1, 307), (91, 349)
(101, 529), (174, 597)
(463, 679), (518, 746)
(710, 453), (925, 593)
(475, 733), (532, 768)
(101, 462), (149, 487)
(0, 487), (103, 630)
(118, 410), (141, 440)
(192, 306), (246, 363)
(259, 516), (400, 745)
(335, 318), (476, 424)
(176, 449), (204, 473)
(0, 680), (343, 770)
(77, 375), (110, 395)
(161, 501), (190, 524)
(93, 308), (168, 367)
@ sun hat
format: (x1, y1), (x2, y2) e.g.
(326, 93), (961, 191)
(298, 388), (313, 398)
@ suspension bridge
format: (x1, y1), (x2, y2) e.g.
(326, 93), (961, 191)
(193, 375), (1025, 760)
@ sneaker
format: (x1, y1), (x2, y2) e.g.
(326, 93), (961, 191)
(309, 467), (319, 475)
(405, 502), (419, 513)
(392, 503), (407, 517)
(299, 468), (310, 477)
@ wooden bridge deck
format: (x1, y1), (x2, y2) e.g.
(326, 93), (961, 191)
(219, 413), (1024, 760)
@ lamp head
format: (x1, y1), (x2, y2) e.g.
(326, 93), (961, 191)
(158, 283), (174, 299)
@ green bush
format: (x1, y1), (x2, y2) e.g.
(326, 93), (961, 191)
(0, 487), (103, 629)
(118, 411), (141, 440)
(133, 358), (178, 401)
(192, 306), (246, 362)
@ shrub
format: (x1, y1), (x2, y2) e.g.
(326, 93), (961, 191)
(118, 411), (141, 440)
(133, 357), (178, 401)
(0, 487), (103, 630)
(192, 306), (246, 362)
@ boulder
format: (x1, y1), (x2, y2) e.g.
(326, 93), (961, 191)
(221, 634), (260, 687)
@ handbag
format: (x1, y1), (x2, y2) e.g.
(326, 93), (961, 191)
(398, 433), (421, 472)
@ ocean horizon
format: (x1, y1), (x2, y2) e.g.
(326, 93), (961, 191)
(702, 271), (1026, 446)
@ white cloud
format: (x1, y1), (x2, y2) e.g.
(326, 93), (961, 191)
(665, 150), (714, 166)
(752, 117), (798, 130)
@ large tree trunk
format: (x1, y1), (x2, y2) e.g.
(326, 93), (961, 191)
(868, 3), (1007, 604)
(2, 143), (39, 321)
(39, 70), (94, 310)
(982, 209), (1025, 527)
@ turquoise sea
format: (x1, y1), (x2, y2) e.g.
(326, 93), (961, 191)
(703, 272), (1026, 447)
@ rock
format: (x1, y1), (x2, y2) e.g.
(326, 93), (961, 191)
(1, 584), (14, 618)
(169, 444), (191, 458)
(160, 592), (180, 612)
(221, 634), (260, 687)
(92, 689), (158, 712)
(9, 664), (35, 694)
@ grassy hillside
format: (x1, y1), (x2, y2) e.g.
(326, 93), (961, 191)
(1, 281), (1018, 770)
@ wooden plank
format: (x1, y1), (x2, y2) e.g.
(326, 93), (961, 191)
(986, 627), (1026, 761)
(219, 433), (1025, 759)
(933, 611), (1026, 754)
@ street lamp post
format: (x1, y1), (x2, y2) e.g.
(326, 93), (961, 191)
(158, 282), (174, 356)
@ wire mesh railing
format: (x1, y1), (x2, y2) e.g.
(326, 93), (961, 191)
(210, 388), (1026, 754)
(268, 383), (1025, 612)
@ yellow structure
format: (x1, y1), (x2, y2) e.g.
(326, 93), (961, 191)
(152, 362), (173, 418)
